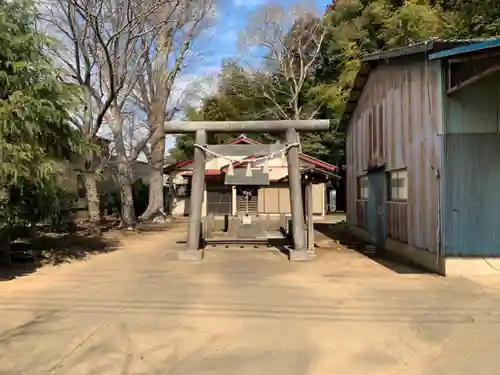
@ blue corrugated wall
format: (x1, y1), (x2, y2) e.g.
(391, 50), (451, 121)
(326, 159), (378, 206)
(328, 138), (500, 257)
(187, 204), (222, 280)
(442, 72), (500, 256)
(443, 134), (500, 256)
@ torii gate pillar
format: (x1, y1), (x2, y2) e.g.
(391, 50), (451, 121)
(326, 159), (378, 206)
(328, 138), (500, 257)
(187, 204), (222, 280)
(180, 129), (207, 261)
(165, 120), (330, 262)
(286, 128), (307, 259)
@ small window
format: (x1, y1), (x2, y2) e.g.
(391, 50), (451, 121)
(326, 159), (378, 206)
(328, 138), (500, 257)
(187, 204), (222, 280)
(357, 176), (369, 199)
(388, 169), (408, 201)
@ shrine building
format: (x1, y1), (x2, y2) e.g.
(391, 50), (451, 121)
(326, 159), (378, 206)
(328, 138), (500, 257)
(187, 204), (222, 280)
(165, 135), (339, 217)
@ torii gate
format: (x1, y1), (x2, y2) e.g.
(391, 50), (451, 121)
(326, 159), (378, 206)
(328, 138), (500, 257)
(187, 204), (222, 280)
(164, 120), (330, 261)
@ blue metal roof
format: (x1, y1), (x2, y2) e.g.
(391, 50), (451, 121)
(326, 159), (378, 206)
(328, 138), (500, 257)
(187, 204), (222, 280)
(429, 38), (500, 60)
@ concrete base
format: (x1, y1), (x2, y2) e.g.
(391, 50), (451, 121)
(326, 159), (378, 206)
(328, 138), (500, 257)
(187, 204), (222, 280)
(348, 225), (444, 275)
(290, 250), (311, 262)
(444, 258), (500, 277)
(349, 225), (500, 277)
(178, 250), (204, 262)
(384, 238), (444, 275)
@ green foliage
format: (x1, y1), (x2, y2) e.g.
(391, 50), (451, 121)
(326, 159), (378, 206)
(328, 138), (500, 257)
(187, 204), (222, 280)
(0, 0), (89, 246)
(170, 0), (500, 168)
(0, 0), (87, 185)
(382, 0), (444, 48)
(439, 0), (500, 38)
(8, 180), (78, 232)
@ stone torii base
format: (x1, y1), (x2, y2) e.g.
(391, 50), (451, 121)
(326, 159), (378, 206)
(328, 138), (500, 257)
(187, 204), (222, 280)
(164, 120), (330, 262)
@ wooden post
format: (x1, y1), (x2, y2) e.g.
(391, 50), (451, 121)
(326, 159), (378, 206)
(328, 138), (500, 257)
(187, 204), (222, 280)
(231, 186), (237, 216)
(205, 213), (215, 239)
(286, 128), (307, 260)
(306, 182), (314, 251)
(180, 129), (206, 261)
(167, 172), (174, 216)
(202, 188), (207, 217)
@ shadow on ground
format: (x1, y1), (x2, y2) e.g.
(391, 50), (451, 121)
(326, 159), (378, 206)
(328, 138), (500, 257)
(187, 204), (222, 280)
(315, 223), (433, 275)
(0, 217), (189, 281)
(0, 234), (121, 282)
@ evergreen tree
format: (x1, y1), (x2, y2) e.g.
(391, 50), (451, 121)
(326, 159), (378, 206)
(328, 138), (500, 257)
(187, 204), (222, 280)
(440, 0), (500, 38)
(0, 0), (88, 265)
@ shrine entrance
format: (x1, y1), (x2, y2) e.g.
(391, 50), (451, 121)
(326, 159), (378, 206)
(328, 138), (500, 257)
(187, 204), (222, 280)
(164, 120), (331, 261)
(236, 186), (258, 215)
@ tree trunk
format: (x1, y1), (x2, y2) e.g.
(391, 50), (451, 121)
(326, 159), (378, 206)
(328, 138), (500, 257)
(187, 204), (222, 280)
(117, 156), (136, 229)
(83, 172), (101, 235)
(108, 107), (137, 229)
(0, 226), (11, 267)
(0, 187), (12, 267)
(140, 120), (166, 222)
(166, 172), (174, 216)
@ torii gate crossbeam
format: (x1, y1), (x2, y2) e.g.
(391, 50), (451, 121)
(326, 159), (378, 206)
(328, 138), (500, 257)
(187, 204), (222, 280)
(166, 120), (331, 262)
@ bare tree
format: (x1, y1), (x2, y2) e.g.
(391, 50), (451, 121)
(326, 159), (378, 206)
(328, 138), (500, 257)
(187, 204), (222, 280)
(238, 2), (327, 121)
(133, 0), (216, 222)
(42, 0), (171, 231)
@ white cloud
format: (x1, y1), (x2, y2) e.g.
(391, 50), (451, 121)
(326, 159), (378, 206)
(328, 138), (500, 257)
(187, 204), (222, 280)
(165, 67), (221, 152)
(170, 68), (219, 111)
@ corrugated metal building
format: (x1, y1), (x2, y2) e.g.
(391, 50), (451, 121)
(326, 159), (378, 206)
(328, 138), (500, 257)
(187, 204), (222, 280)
(341, 38), (500, 276)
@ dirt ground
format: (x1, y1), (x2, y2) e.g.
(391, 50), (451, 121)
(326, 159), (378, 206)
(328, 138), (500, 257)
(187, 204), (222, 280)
(1, 219), (500, 375)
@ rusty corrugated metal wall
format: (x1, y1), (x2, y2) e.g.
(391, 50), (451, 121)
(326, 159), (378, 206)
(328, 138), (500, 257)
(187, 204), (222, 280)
(346, 60), (442, 253)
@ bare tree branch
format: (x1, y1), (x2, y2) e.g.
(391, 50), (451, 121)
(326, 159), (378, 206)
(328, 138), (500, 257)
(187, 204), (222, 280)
(237, 1), (327, 121)
(128, 0), (215, 220)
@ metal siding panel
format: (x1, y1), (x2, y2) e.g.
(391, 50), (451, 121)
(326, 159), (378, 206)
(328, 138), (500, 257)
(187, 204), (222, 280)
(386, 202), (408, 243)
(346, 126), (355, 225)
(418, 65), (427, 249)
(447, 73), (500, 134)
(387, 89), (395, 168)
(347, 61), (442, 253)
(444, 134), (500, 256)
(442, 69), (500, 256)
(382, 96), (389, 166)
(406, 62), (442, 253)
(426, 64), (440, 253)
(378, 104), (384, 164)
(395, 69), (404, 168)
(363, 112), (368, 171)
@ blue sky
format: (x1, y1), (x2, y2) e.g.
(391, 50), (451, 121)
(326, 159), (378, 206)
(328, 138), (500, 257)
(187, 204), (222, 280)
(165, 0), (332, 151)
(192, 0), (332, 74)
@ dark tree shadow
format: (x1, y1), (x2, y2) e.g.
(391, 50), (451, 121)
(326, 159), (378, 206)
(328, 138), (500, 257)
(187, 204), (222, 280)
(314, 223), (433, 275)
(1, 233), (121, 281)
